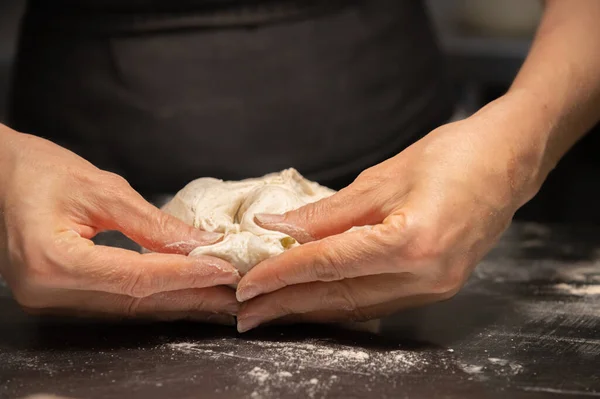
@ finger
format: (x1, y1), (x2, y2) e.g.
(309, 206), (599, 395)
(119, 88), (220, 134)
(237, 273), (425, 332)
(237, 215), (407, 302)
(254, 181), (389, 243)
(54, 230), (240, 297)
(131, 287), (239, 317)
(26, 287), (239, 323)
(270, 294), (440, 326)
(87, 178), (222, 254)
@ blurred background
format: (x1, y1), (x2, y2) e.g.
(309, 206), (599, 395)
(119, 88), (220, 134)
(0, 0), (598, 225)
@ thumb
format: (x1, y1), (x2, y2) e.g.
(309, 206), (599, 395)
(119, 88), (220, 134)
(92, 186), (222, 255)
(254, 185), (385, 243)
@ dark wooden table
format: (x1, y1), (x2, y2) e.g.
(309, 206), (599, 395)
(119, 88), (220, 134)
(1, 223), (599, 399)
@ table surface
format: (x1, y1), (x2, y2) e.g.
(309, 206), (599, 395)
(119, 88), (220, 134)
(1, 222), (599, 399)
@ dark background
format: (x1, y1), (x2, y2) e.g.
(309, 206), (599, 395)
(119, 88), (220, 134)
(0, 0), (598, 224)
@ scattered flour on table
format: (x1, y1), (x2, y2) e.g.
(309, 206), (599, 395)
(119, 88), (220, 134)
(0, 352), (57, 376)
(474, 260), (600, 285)
(459, 357), (523, 380)
(459, 364), (484, 375)
(487, 358), (524, 375)
(248, 367), (270, 384)
(166, 339), (430, 398)
(551, 283), (600, 296)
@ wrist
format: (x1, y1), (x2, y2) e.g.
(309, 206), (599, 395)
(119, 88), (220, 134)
(467, 90), (558, 207)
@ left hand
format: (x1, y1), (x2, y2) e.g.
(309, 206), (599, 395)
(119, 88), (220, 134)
(236, 93), (545, 332)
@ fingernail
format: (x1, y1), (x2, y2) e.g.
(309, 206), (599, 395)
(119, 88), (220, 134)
(255, 213), (284, 225)
(237, 285), (261, 302)
(255, 214), (315, 244)
(165, 233), (223, 254)
(198, 231), (224, 244)
(237, 316), (261, 333)
(213, 270), (242, 286)
(220, 272), (241, 285)
(190, 257), (240, 280)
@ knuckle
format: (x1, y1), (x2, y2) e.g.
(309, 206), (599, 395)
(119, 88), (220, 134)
(269, 267), (293, 291)
(402, 225), (446, 262)
(16, 249), (60, 291)
(18, 264), (51, 291)
(271, 298), (295, 317)
(323, 282), (359, 312)
(311, 246), (344, 282)
(122, 270), (153, 298)
(123, 297), (144, 318)
(11, 282), (49, 311)
(104, 171), (132, 190)
(354, 168), (388, 191)
(155, 210), (176, 234)
(428, 267), (465, 298)
(146, 211), (181, 247)
(12, 254), (73, 310)
(73, 170), (131, 197)
(291, 201), (325, 227)
(68, 168), (97, 187)
(355, 168), (378, 184)
(9, 229), (75, 288)
(348, 307), (373, 322)
(99, 172), (137, 207)
(12, 288), (39, 310)
(419, 240), (445, 260)
(190, 297), (210, 313)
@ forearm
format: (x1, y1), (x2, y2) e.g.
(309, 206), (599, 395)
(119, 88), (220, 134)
(513, 0), (600, 157)
(470, 0), (600, 203)
(0, 124), (19, 199)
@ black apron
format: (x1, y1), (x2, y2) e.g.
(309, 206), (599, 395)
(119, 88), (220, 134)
(9, 0), (453, 194)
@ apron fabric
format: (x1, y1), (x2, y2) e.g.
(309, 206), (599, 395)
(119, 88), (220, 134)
(9, 0), (453, 194)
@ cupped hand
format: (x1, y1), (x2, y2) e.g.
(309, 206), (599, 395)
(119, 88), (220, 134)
(236, 95), (544, 332)
(0, 127), (240, 323)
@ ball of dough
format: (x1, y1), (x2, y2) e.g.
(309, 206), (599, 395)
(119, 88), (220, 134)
(161, 168), (335, 275)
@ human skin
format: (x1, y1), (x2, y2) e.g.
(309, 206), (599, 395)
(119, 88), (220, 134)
(0, 128), (240, 324)
(1, 1), (599, 327)
(235, 0), (600, 332)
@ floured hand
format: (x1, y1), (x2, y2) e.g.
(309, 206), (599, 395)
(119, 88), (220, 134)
(0, 126), (240, 323)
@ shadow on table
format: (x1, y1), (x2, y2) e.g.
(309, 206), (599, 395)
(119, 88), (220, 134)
(0, 287), (512, 354)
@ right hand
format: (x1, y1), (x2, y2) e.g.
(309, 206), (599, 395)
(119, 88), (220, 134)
(0, 126), (240, 324)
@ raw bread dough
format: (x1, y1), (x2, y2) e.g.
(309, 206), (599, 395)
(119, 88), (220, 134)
(161, 168), (335, 275)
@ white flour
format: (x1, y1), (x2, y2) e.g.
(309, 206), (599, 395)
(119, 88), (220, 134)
(248, 367), (270, 384)
(1, 352), (56, 376)
(474, 260), (600, 284)
(459, 357), (523, 379)
(459, 364), (484, 375)
(551, 283), (600, 296)
(166, 339), (429, 398)
(487, 358), (524, 375)
(167, 340), (427, 375)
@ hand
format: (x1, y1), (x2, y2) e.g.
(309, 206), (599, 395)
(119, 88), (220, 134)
(0, 127), (240, 323)
(236, 94), (545, 332)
